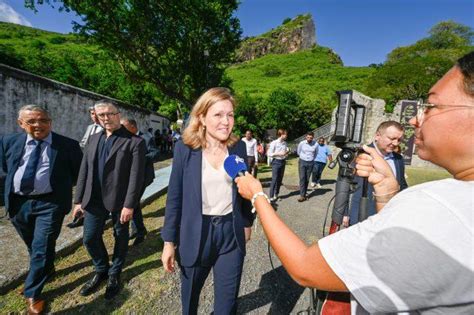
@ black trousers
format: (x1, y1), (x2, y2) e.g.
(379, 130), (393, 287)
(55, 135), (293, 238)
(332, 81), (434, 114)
(299, 159), (314, 197)
(83, 206), (129, 275)
(131, 185), (147, 237)
(269, 159), (286, 198)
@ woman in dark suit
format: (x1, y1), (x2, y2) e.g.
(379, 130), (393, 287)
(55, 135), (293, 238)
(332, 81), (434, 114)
(161, 87), (254, 314)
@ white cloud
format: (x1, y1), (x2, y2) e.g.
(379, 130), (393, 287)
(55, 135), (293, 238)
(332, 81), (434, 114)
(0, 1), (32, 27)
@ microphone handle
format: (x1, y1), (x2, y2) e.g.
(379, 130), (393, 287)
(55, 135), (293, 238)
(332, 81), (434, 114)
(358, 178), (370, 222)
(331, 178), (351, 226)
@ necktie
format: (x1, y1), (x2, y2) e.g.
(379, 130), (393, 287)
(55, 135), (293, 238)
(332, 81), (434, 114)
(20, 140), (43, 195)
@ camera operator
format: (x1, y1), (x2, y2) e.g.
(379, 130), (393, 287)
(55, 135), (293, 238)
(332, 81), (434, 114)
(235, 51), (474, 313)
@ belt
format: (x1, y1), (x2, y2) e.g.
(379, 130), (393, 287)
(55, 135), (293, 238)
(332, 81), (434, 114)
(13, 192), (53, 200)
(203, 212), (233, 226)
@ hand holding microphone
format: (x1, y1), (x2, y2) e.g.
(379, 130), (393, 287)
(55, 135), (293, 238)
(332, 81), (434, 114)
(224, 154), (263, 200)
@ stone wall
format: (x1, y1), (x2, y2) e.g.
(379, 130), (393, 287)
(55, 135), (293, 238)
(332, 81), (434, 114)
(0, 64), (170, 141)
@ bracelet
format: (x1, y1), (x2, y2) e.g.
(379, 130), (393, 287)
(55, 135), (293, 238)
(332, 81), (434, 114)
(251, 192), (270, 213)
(373, 187), (399, 203)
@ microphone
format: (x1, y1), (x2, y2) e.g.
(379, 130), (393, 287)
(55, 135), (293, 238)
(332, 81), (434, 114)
(224, 155), (248, 179)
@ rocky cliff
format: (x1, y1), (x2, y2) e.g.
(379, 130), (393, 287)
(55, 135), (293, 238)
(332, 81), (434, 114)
(236, 14), (316, 62)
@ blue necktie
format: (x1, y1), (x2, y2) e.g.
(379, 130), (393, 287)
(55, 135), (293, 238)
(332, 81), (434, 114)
(20, 140), (43, 195)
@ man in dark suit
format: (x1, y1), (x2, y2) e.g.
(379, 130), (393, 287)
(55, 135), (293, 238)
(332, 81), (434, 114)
(73, 100), (146, 300)
(0, 105), (82, 314)
(345, 121), (408, 226)
(121, 118), (160, 245)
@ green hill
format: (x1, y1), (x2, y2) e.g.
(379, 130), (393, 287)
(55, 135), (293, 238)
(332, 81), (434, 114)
(227, 46), (373, 103)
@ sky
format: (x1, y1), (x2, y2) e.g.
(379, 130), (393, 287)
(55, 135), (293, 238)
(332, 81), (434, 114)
(1, 0), (473, 66)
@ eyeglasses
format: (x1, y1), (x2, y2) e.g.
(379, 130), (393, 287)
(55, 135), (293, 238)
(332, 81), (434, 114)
(416, 100), (474, 127)
(96, 112), (119, 119)
(22, 119), (51, 126)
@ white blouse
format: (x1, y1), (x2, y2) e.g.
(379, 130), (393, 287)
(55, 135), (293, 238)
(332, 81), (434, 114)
(201, 155), (233, 216)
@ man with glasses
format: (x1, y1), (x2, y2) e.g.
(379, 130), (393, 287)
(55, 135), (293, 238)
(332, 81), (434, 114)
(73, 100), (146, 300)
(0, 105), (82, 314)
(344, 121), (408, 226)
(234, 51), (474, 313)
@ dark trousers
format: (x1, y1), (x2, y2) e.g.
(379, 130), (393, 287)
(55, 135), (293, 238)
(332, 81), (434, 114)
(180, 213), (244, 315)
(83, 206), (129, 275)
(299, 159), (314, 197)
(10, 194), (64, 298)
(246, 156), (258, 177)
(269, 159), (286, 198)
(131, 186), (147, 238)
(312, 161), (327, 184)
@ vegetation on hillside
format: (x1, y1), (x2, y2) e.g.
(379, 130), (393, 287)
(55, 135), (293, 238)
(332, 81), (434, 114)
(228, 20), (472, 138)
(1, 12), (472, 139)
(228, 46), (374, 138)
(0, 22), (165, 112)
(368, 20), (473, 110)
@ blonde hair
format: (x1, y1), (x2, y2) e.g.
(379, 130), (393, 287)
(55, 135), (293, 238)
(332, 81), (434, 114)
(182, 87), (239, 149)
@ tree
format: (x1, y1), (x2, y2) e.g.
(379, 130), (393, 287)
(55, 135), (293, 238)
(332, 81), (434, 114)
(429, 20), (473, 49)
(25, 0), (242, 107)
(369, 20), (473, 110)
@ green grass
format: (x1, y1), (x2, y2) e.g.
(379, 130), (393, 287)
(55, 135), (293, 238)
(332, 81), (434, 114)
(405, 167), (451, 186)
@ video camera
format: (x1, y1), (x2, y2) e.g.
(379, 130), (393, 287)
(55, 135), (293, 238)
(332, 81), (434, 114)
(328, 90), (366, 231)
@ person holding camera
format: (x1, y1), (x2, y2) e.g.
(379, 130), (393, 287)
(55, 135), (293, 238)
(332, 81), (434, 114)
(234, 51), (474, 313)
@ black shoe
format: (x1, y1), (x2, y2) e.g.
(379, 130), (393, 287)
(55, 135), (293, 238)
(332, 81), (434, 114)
(133, 235), (145, 246)
(67, 217), (84, 229)
(80, 272), (108, 296)
(104, 274), (121, 300)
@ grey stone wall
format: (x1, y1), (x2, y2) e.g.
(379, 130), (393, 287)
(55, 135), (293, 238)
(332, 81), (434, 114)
(0, 64), (170, 140)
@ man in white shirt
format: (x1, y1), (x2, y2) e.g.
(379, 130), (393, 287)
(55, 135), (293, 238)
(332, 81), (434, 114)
(80, 106), (103, 149)
(296, 132), (317, 202)
(267, 129), (289, 202)
(242, 130), (259, 177)
(234, 51), (474, 314)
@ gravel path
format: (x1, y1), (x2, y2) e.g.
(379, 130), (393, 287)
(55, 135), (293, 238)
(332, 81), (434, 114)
(153, 163), (337, 314)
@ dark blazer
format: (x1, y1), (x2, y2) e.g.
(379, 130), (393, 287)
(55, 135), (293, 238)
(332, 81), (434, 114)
(138, 131), (160, 187)
(161, 140), (255, 267)
(349, 143), (408, 225)
(0, 132), (82, 215)
(74, 126), (146, 211)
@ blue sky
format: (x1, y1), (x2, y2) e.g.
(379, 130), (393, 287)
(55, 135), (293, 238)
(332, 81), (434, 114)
(1, 0), (473, 66)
